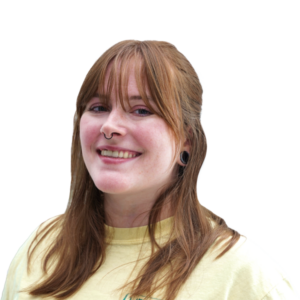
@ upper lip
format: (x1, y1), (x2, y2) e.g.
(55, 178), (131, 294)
(97, 145), (142, 154)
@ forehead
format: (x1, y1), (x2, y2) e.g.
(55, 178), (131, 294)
(94, 92), (154, 105)
(101, 59), (154, 102)
(104, 60), (143, 86)
(105, 59), (130, 76)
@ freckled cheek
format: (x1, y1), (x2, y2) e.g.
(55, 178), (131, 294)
(79, 117), (101, 149)
(135, 122), (172, 155)
(134, 127), (157, 150)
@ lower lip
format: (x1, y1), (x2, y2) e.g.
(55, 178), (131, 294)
(97, 153), (141, 164)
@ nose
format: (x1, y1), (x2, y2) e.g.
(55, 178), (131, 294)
(100, 105), (126, 138)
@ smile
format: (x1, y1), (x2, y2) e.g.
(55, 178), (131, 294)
(97, 151), (141, 165)
(97, 149), (141, 159)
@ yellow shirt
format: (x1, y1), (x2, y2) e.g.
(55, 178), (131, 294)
(1, 217), (298, 300)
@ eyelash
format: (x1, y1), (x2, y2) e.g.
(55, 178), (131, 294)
(89, 105), (152, 117)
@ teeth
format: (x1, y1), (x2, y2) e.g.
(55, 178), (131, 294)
(100, 150), (139, 159)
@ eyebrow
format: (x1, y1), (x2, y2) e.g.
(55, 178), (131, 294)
(94, 93), (153, 102)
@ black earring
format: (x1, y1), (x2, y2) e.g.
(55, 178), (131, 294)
(180, 151), (189, 165)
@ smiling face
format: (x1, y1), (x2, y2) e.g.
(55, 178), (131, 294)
(79, 65), (186, 204)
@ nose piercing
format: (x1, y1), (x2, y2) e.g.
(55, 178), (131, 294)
(104, 133), (114, 140)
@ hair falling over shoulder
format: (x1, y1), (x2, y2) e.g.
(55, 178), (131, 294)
(25, 40), (241, 300)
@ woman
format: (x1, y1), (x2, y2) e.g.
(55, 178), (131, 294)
(2, 40), (298, 300)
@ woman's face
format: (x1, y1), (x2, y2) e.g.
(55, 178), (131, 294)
(80, 66), (185, 200)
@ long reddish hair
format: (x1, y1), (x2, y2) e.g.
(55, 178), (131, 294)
(25, 40), (240, 300)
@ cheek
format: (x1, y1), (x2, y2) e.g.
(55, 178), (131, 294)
(136, 120), (174, 157)
(79, 115), (100, 149)
(134, 123), (157, 148)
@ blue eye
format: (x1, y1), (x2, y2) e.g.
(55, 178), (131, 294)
(135, 108), (151, 115)
(90, 106), (104, 112)
(90, 105), (151, 115)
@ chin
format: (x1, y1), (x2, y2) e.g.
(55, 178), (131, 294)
(93, 178), (132, 195)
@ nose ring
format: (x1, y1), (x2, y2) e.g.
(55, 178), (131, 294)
(104, 133), (114, 140)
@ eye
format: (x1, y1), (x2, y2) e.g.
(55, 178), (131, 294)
(135, 108), (151, 115)
(90, 105), (105, 112)
(90, 105), (152, 115)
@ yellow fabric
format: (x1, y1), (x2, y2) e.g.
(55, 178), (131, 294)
(1, 217), (299, 300)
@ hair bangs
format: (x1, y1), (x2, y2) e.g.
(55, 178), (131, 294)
(96, 52), (158, 117)
(26, 40), (241, 300)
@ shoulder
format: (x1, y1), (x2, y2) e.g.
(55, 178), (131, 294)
(180, 236), (299, 299)
(11, 215), (59, 263)
(210, 236), (284, 277)
(1, 216), (61, 300)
